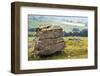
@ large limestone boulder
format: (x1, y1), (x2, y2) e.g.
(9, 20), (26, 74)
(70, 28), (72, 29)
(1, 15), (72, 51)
(34, 25), (65, 56)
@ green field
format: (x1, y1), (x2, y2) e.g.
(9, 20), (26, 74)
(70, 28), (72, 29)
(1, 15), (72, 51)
(28, 33), (88, 60)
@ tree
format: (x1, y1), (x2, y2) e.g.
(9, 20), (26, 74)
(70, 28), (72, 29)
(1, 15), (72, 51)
(80, 29), (88, 37)
(72, 28), (80, 33)
(63, 31), (68, 36)
(28, 28), (36, 32)
(72, 28), (80, 36)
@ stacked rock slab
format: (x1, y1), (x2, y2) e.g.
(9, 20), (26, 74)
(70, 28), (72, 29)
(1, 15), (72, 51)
(34, 25), (65, 56)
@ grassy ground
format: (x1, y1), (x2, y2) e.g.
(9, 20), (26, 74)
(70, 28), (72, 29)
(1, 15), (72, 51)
(28, 35), (88, 60)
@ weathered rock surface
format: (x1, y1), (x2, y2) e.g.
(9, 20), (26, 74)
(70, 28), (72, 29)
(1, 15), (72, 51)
(34, 25), (65, 56)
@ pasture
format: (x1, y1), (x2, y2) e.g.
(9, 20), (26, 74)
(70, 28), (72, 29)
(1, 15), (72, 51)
(28, 32), (88, 60)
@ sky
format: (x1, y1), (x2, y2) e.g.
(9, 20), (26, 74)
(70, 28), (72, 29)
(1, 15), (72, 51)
(28, 15), (88, 24)
(28, 15), (88, 32)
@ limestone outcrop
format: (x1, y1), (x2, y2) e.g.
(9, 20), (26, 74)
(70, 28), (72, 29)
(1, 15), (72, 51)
(34, 25), (65, 56)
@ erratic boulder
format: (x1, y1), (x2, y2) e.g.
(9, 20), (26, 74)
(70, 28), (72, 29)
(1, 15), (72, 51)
(34, 25), (65, 56)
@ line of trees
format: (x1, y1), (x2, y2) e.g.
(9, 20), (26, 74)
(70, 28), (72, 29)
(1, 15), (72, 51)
(28, 27), (88, 37)
(63, 28), (88, 37)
